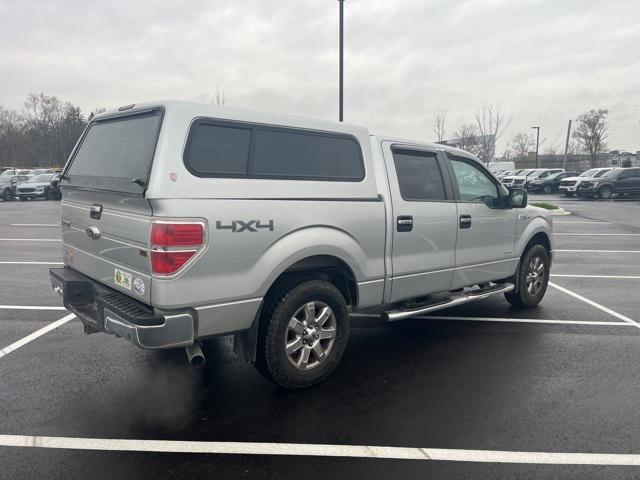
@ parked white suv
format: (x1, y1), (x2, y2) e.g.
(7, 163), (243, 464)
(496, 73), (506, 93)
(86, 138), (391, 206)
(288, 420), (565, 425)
(502, 169), (532, 187)
(509, 169), (564, 189)
(559, 168), (615, 197)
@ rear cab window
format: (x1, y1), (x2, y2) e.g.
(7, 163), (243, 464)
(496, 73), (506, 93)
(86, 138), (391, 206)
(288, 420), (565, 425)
(391, 150), (447, 201)
(184, 120), (365, 181)
(63, 110), (163, 194)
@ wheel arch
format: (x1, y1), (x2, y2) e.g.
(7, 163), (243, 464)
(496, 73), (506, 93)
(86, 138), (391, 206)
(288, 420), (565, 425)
(233, 226), (379, 363)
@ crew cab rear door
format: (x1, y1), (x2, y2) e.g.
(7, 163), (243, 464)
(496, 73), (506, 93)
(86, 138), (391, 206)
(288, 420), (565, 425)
(381, 142), (458, 302)
(59, 109), (163, 304)
(443, 153), (518, 288)
(614, 169), (640, 195)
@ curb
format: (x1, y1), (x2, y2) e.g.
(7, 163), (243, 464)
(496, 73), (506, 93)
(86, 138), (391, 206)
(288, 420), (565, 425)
(548, 207), (571, 216)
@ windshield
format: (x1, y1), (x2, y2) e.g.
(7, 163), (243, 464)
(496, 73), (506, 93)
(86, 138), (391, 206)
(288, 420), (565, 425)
(579, 169), (598, 177)
(64, 110), (162, 194)
(28, 174), (54, 183)
(545, 172), (562, 180)
(0, 170), (14, 177)
(595, 169), (612, 178)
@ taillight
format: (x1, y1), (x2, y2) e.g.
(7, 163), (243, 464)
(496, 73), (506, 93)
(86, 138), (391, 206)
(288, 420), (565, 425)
(151, 250), (197, 275)
(150, 221), (205, 275)
(151, 223), (204, 246)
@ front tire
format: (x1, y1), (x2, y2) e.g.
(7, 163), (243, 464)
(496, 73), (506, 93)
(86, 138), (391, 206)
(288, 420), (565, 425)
(19, 196), (27, 201)
(255, 279), (350, 390)
(505, 244), (550, 308)
(563, 192), (575, 197)
(543, 185), (553, 194)
(1, 189), (11, 201)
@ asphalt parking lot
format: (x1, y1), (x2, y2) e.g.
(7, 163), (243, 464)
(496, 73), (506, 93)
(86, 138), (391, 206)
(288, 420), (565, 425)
(1, 197), (640, 479)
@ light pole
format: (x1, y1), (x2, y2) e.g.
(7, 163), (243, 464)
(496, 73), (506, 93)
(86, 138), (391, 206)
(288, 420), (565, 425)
(338, 0), (345, 122)
(531, 126), (540, 168)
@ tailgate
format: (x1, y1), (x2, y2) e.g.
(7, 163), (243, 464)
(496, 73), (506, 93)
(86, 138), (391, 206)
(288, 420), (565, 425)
(59, 109), (163, 305)
(61, 190), (153, 304)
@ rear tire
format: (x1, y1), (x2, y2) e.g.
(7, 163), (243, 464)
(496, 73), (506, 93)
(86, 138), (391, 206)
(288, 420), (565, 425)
(254, 279), (350, 390)
(505, 244), (550, 308)
(598, 186), (613, 200)
(543, 185), (552, 194)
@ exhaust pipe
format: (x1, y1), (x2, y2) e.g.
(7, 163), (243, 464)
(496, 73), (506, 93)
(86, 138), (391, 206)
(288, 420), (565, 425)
(185, 342), (205, 368)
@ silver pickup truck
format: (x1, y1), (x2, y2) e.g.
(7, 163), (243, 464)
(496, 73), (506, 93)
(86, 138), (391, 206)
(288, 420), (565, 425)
(50, 101), (553, 389)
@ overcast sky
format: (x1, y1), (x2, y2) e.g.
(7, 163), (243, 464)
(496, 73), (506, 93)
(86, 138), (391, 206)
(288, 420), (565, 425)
(1, 0), (638, 153)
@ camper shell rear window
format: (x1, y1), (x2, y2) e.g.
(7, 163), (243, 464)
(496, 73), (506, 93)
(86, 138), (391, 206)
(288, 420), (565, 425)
(63, 109), (163, 194)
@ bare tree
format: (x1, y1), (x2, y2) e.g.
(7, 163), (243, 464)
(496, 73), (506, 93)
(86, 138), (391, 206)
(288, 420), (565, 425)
(211, 86), (226, 106)
(572, 109), (609, 168)
(506, 132), (535, 161)
(23, 93), (86, 167)
(433, 107), (447, 142)
(473, 102), (512, 163)
(454, 124), (482, 157)
(0, 107), (23, 167)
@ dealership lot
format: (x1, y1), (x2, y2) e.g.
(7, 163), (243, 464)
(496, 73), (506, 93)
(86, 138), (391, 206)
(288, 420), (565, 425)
(1, 198), (640, 479)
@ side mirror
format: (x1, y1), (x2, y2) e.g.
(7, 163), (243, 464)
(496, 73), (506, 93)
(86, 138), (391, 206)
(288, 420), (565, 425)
(10, 178), (18, 185)
(507, 188), (528, 208)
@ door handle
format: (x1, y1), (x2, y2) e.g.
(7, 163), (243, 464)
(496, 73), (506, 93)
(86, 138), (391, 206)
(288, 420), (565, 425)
(397, 215), (413, 232)
(459, 214), (472, 229)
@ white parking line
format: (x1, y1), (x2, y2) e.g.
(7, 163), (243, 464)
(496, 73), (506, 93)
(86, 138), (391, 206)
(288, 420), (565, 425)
(413, 315), (630, 326)
(548, 282), (638, 328)
(0, 305), (66, 311)
(0, 238), (60, 242)
(0, 313), (75, 359)
(0, 261), (63, 265)
(2, 434), (640, 465)
(552, 274), (640, 280)
(555, 250), (640, 253)
(10, 224), (59, 227)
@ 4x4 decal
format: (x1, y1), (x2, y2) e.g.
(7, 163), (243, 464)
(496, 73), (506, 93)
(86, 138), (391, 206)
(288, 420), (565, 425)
(216, 220), (274, 233)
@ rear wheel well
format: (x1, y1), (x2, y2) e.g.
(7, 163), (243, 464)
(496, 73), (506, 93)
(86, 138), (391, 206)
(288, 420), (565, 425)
(270, 255), (358, 307)
(232, 255), (358, 364)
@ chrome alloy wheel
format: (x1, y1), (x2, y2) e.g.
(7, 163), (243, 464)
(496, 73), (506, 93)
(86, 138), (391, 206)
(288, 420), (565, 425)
(285, 301), (337, 370)
(525, 256), (545, 296)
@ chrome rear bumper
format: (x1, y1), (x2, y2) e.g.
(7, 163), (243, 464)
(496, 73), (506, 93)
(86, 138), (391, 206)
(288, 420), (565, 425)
(50, 267), (194, 349)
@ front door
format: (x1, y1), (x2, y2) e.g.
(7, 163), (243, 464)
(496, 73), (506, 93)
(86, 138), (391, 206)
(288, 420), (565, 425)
(445, 154), (518, 288)
(383, 143), (458, 303)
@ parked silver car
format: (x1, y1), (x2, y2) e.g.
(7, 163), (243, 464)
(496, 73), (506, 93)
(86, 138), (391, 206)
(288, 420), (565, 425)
(50, 101), (553, 389)
(16, 173), (57, 200)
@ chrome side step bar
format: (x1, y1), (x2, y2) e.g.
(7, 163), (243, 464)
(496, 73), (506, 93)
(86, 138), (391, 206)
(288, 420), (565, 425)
(384, 283), (515, 321)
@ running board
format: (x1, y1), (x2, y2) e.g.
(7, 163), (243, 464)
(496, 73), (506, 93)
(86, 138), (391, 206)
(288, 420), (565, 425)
(384, 283), (515, 322)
